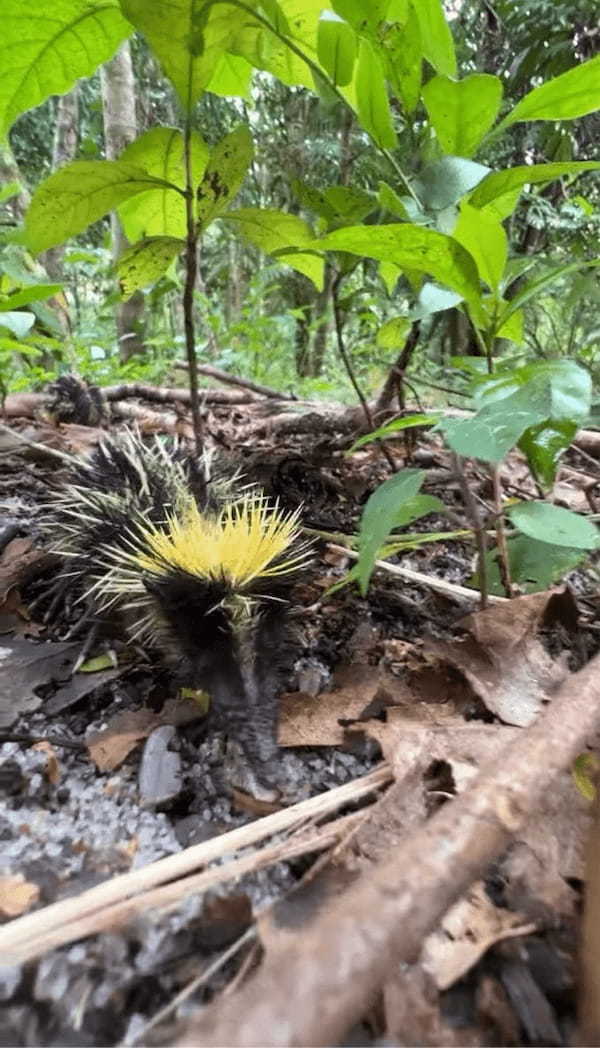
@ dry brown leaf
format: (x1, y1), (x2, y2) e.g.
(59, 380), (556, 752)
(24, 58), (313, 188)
(427, 591), (576, 726)
(421, 881), (534, 991)
(86, 709), (160, 771)
(0, 537), (50, 603)
(32, 740), (61, 785)
(279, 666), (386, 747)
(0, 874), (40, 917)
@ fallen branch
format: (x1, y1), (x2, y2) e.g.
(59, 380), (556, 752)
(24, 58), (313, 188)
(0, 765), (391, 965)
(174, 361), (295, 401)
(176, 651), (600, 1048)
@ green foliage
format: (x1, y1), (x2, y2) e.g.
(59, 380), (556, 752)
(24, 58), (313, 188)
(223, 208), (323, 287)
(508, 501), (599, 550)
(477, 536), (586, 596)
(422, 74), (502, 158)
(24, 161), (177, 253)
(196, 126), (254, 230)
(0, 0), (130, 139)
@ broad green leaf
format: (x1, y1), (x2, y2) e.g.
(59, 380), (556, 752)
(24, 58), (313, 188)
(384, 7), (422, 114)
(470, 162), (600, 210)
(495, 308), (523, 343)
(25, 160), (175, 253)
(376, 316), (411, 347)
(378, 182), (408, 218)
(223, 207), (323, 288)
(117, 236), (184, 298)
(410, 0), (456, 76)
(312, 224), (485, 323)
(323, 186), (376, 222)
(120, 0), (238, 108)
(0, 312), (35, 338)
(497, 56), (600, 133)
(206, 52), (253, 97)
(357, 469), (425, 593)
(416, 157), (491, 211)
(379, 261), (402, 294)
(475, 360), (592, 424)
(354, 39), (397, 150)
(317, 18), (356, 87)
(412, 282), (462, 317)
(348, 414), (441, 452)
(118, 128), (208, 240)
(196, 126), (254, 232)
(452, 202), (507, 291)
(293, 180), (338, 224)
(422, 74), (502, 157)
(519, 419), (578, 488)
(478, 535), (585, 596)
(0, 285), (62, 311)
(508, 502), (599, 551)
(331, 0), (391, 32)
(0, 1), (131, 139)
(438, 400), (541, 463)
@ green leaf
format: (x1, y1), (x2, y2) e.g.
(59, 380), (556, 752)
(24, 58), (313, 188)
(25, 160), (175, 253)
(469, 162), (600, 209)
(0, 285), (62, 311)
(452, 202), (507, 290)
(322, 186), (376, 222)
(0, 181), (21, 204)
(410, 0), (456, 76)
(478, 535), (585, 596)
(348, 413), (441, 452)
(422, 73), (502, 158)
(496, 56), (600, 133)
(384, 7), (422, 114)
(412, 282), (462, 318)
(439, 402), (541, 463)
(117, 236), (184, 297)
(508, 502), (599, 551)
(376, 316), (411, 348)
(518, 419), (578, 488)
(223, 207), (323, 289)
(118, 128), (208, 240)
(331, 0), (391, 32)
(417, 157), (490, 211)
(0, 1), (131, 139)
(120, 0), (234, 109)
(206, 52), (253, 97)
(317, 18), (356, 87)
(354, 38), (397, 149)
(379, 261), (402, 294)
(573, 753), (599, 802)
(356, 468), (426, 594)
(196, 126), (254, 232)
(312, 223), (485, 323)
(495, 307), (523, 344)
(476, 360), (592, 422)
(0, 312), (35, 338)
(378, 181), (409, 218)
(497, 259), (600, 330)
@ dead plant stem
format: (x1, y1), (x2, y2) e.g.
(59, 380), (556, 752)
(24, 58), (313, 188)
(451, 452), (489, 608)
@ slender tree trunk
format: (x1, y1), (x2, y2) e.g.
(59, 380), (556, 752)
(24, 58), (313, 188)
(100, 42), (146, 361)
(43, 88), (79, 282)
(0, 146), (30, 222)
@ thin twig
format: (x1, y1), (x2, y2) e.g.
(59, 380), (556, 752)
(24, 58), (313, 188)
(123, 927), (257, 1046)
(331, 273), (397, 472)
(450, 453), (489, 608)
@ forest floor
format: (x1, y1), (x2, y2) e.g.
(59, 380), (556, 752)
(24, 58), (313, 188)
(1, 382), (600, 1047)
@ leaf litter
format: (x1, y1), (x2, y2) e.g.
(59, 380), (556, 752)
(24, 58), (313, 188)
(2, 419), (600, 1045)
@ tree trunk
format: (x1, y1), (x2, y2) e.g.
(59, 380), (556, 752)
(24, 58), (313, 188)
(0, 146), (30, 223)
(100, 42), (146, 362)
(43, 88), (79, 282)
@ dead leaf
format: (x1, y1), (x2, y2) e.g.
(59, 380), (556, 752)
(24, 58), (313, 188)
(44, 666), (122, 714)
(0, 636), (78, 727)
(87, 709), (160, 772)
(279, 666), (383, 747)
(421, 882), (535, 991)
(0, 874), (40, 917)
(0, 537), (51, 603)
(32, 740), (61, 785)
(427, 591), (576, 726)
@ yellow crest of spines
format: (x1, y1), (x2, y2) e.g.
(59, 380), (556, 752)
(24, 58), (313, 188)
(133, 493), (308, 587)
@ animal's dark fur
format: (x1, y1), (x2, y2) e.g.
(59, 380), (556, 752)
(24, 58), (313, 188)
(45, 430), (306, 784)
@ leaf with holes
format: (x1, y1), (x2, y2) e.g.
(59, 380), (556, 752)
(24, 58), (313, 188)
(117, 237), (184, 298)
(196, 126), (254, 232)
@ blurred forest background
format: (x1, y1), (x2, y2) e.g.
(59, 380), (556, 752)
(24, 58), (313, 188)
(1, 0), (599, 407)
